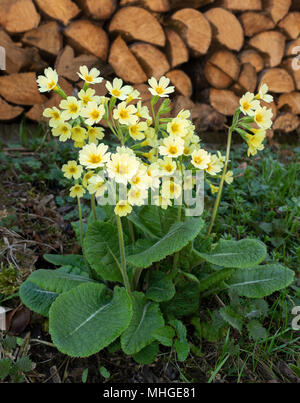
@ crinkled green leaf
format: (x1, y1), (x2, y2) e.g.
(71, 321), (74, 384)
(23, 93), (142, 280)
(174, 339), (190, 362)
(247, 320), (268, 341)
(199, 268), (234, 293)
(50, 283), (132, 357)
(0, 359), (11, 380)
(219, 306), (243, 332)
(227, 264), (295, 298)
(121, 292), (164, 355)
(133, 342), (159, 365)
(146, 271), (175, 302)
(127, 217), (204, 269)
(43, 254), (86, 270)
(152, 326), (175, 347)
(198, 239), (267, 268)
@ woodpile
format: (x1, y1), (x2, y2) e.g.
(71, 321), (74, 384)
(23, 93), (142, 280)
(0, 0), (299, 135)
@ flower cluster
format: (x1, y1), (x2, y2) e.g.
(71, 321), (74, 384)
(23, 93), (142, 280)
(37, 66), (274, 216)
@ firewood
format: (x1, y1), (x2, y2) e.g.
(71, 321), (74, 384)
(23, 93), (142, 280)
(170, 9), (212, 56)
(240, 50), (264, 73)
(165, 28), (189, 68)
(192, 102), (226, 132)
(109, 6), (166, 46)
(22, 22), (63, 57)
(278, 12), (300, 39)
(169, 0), (215, 8)
(0, 97), (24, 121)
(78, 0), (117, 19)
(64, 20), (109, 60)
(166, 70), (192, 97)
(260, 68), (295, 93)
(286, 38), (300, 57)
(35, 0), (80, 25)
(205, 8), (244, 51)
(240, 12), (275, 37)
(234, 63), (257, 94)
(204, 50), (240, 89)
(282, 58), (300, 91)
(0, 0), (40, 34)
(108, 36), (147, 84)
(273, 112), (300, 132)
(222, 0), (262, 11)
(209, 88), (239, 116)
(0, 73), (47, 105)
(265, 0), (291, 24)
(0, 30), (45, 74)
(120, 0), (170, 12)
(249, 31), (286, 67)
(130, 43), (170, 79)
(55, 46), (101, 82)
(278, 92), (300, 114)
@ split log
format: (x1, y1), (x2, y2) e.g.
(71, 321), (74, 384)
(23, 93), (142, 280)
(240, 50), (264, 73)
(0, 0), (40, 34)
(259, 68), (295, 93)
(170, 9), (212, 55)
(0, 73), (47, 106)
(34, 0), (80, 25)
(286, 38), (300, 57)
(130, 43), (170, 79)
(78, 0), (117, 19)
(249, 31), (286, 67)
(64, 20), (109, 60)
(22, 22), (63, 57)
(120, 0), (170, 12)
(166, 70), (193, 97)
(165, 28), (189, 68)
(265, 0), (291, 24)
(204, 50), (240, 89)
(108, 36), (147, 84)
(0, 97), (24, 121)
(222, 0), (262, 11)
(278, 92), (300, 114)
(169, 0), (215, 9)
(282, 58), (300, 91)
(109, 6), (166, 46)
(205, 8), (244, 51)
(273, 112), (300, 132)
(55, 46), (101, 82)
(240, 12), (275, 37)
(209, 88), (239, 116)
(0, 30), (46, 74)
(233, 63), (257, 94)
(278, 12), (300, 39)
(192, 102), (226, 132)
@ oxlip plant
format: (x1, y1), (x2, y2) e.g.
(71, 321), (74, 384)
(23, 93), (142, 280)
(20, 66), (295, 364)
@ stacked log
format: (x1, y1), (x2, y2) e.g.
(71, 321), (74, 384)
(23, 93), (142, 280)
(0, 0), (299, 135)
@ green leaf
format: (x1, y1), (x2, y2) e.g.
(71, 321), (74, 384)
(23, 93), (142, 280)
(133, 342), (159, 365)
(152, 326), (175, 347)
(121, 292), (164, 355)
(199, 268), (234, 293)
(127, 217), (204, 269)
(219, 306), (243, 332)
(146, 271), (175, 302)
(174, 339), (190, 362)
(99, 366), (110, 379)
(247, 320), (268, 341)
(20, 269), (94, 316)
(43, 254), (86, 270)
(0, 359), (11, 380)
(84, 221), (128, 282)
(49, 283), (132, 357)
(198, 238), (267, 268)
(227, 264), (295, 298)
(15, 356), (33, 373)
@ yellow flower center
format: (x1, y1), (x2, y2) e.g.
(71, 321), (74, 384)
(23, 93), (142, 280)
(48, 81), (56, 89)
(119, 110), (129, 120)
(171, 123), (180, 134)
(168, 146), (178, 155)
(165, 164), (173, 172)
(91, 110), (100, 120)
(61, 126), (69, 133)
(52, 111), (60, 119)
(242, 101), (250, 111)
(112, 89), (121, 97)
(69, 167), (76, 173)
(89, 154), (102, 164)
(193, 156), (203, 165)
(130, 126), (138, 135)
(82, 96), (91, 105)
(256, 113), (263, 123)
(155, 86), (164, 95)
(69, 104), (79, 113)
(84, 75), (93, 82)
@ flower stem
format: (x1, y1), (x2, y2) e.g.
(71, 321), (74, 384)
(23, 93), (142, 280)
(207, 126), (233, 236)
(116, 215), (132, 296)
(77, 196), (84, 248)
(91, 194), (97, 221)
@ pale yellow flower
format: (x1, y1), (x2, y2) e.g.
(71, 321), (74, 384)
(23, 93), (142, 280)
(148, 76), (175, 98)
(159, 136), (184, 158)
(129, 165), (151, 190)
(254, 106), (273, 129)
(153, 195), (172, 210)
(210, 184), (219, 194)
(177, 109), (191, 120)
(167, 117), (189, 137)
(126, 89), (141, 104)
(107, 152), (140, 184)
(81, 101), (105, 126)
(141, 128), (158, 147)
(60, 96), (82, 120)
(136, 101), (151, 120)
(158, 157), (177, 176)
(224, 170), (234, 184)
(206, 155), (224, 176)
(78, 66), (103, 84)
(52, 122), (72, 142)
(71, 125), (87, 143)
(87, 175), (107, 197)
(191, 149), (211, 170)
(129, 121), (148, 141)
(78, 88), (101, 106)
(70, 184), (85, 198)
(43, 107), (64, 127)
(106, 78), (132, 100)
(62, 161), (83, 180)
(114, 200), (132, 217)
(82, 171), (95, 188)
(256, 84), (273, 103)
(79, 143), (110, 169)
(161, 179), (182, 199)
(240, 92), (260, 116)
(87, 126), (105, 144)
(146, 164), (161, 189)
(128, 188), (148, 206)
(245, 128), (266, 156)
(113, 102), (138, 126)
(37, 67), (58, 93)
